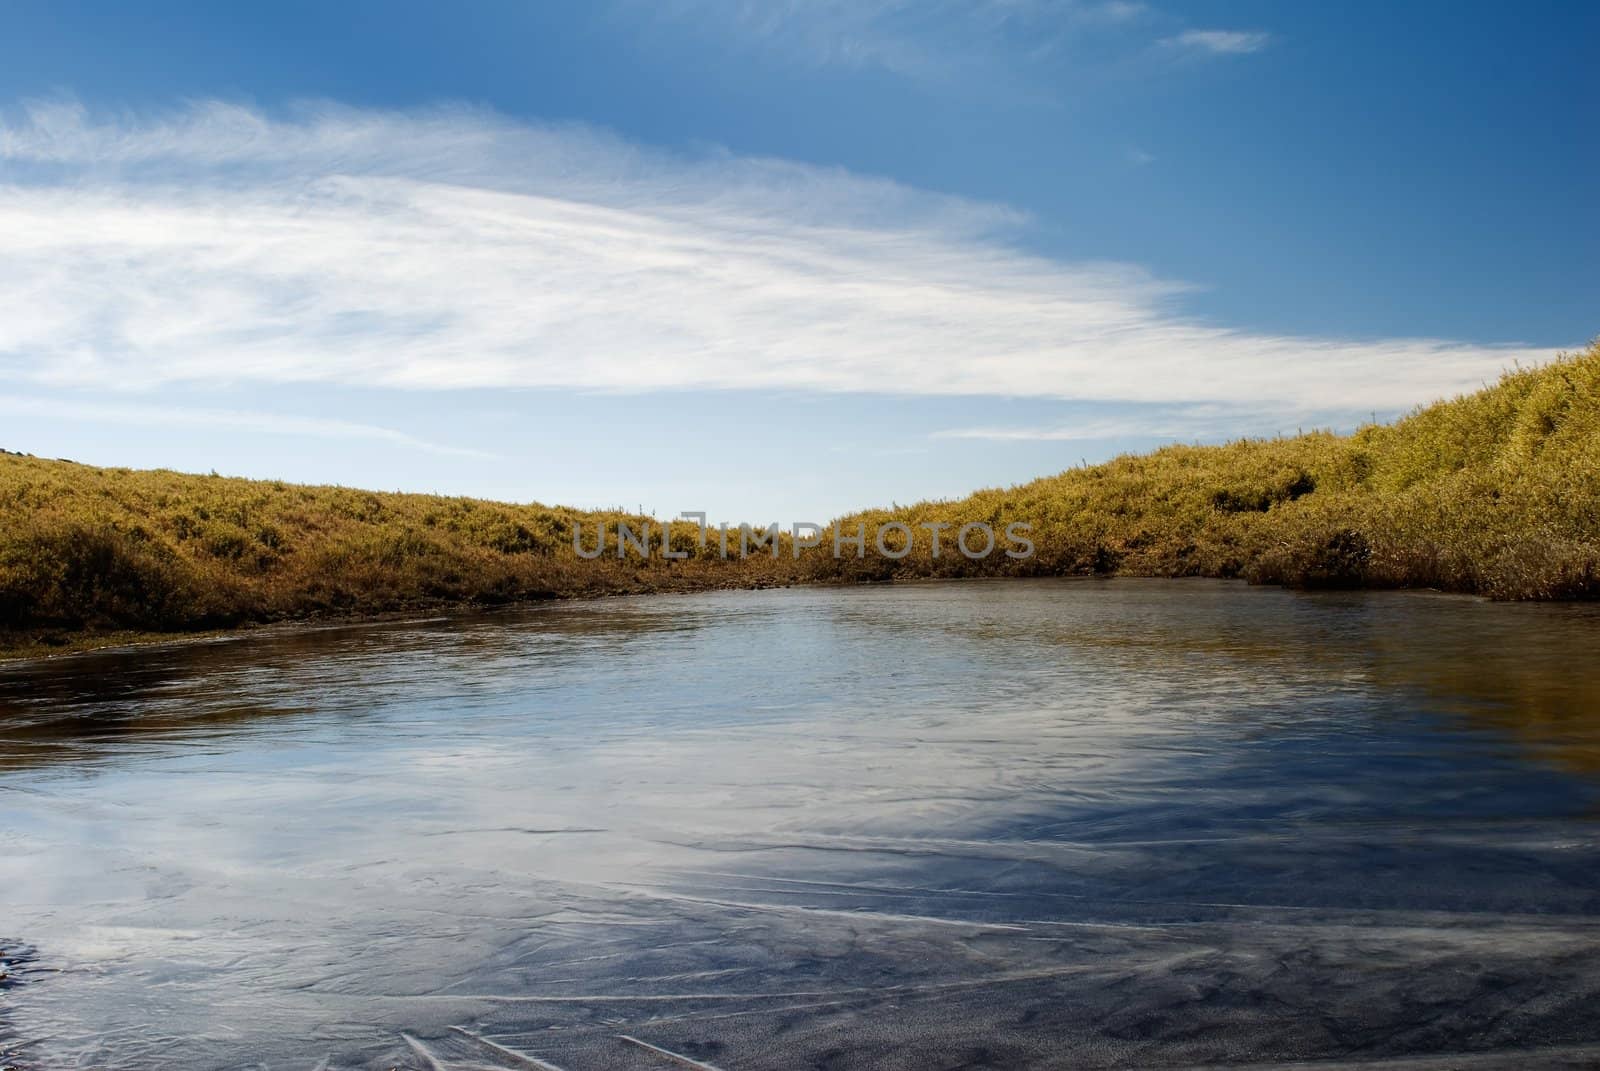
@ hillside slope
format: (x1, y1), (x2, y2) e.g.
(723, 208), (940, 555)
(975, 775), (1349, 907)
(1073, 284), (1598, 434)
(821, 340), (1600, 598)
(3, 341), (1596, 653)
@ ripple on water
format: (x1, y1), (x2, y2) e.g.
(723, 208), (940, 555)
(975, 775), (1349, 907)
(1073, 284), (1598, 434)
(2, 579), (1600, 1068)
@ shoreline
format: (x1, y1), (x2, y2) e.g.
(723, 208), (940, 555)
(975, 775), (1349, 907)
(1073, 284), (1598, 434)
(0, 571), (1499, 668)
(3, 346), (1597, 650)
(0, 574), (823, 666)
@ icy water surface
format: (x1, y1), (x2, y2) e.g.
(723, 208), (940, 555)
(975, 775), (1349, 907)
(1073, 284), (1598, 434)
(3, 579), (1600, 1069)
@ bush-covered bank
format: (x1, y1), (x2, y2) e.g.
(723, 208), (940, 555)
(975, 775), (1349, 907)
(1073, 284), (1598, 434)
(3, 341), (1596, 654)
(817, 341), (1600, 599)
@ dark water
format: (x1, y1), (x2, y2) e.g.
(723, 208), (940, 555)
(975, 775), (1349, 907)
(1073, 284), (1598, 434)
(3, 579), (1600, 1070)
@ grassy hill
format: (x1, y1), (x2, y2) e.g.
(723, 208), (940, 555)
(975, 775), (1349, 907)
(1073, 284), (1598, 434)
(3, 340), (1596, 655)
(820, 340), (1600, 597)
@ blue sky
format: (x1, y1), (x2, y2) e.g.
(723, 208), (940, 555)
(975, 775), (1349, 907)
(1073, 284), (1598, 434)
(0, 1), (1593, 521)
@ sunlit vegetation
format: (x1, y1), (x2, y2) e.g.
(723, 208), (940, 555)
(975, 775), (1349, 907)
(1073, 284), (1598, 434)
(835, 339), (1598, 599)
(2, 341), (1596, 654)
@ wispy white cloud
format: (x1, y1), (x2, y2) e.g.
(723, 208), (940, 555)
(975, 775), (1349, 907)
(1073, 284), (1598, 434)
(1165, 29), (1271, 55)
(931, 403), (1341, 442)
(0, 101), (1558, 427)
(1105, 1), (1147, 19)
(934, 403), (1305, 445)
(0, 394), (496, 458)
(631, 0), (1155, 82)
(936, 418), (1202, 442)
(629, 0), (934, 79)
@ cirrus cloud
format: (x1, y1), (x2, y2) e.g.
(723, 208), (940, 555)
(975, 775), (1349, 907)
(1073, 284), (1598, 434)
(0, 100), (1559, 420)
(1164, 29), (1271, 54)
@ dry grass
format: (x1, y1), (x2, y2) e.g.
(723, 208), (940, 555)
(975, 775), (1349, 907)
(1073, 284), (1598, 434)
(804, 340), (1600, 598)
(3, 341), (1596, 653)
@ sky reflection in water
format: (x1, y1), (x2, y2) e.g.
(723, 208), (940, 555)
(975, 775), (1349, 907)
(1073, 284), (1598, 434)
(3, 579), (1600, 1069)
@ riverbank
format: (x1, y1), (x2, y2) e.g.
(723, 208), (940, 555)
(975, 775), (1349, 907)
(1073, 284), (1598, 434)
(0, 580), (806, 664)
(3, 341), (1596, 657)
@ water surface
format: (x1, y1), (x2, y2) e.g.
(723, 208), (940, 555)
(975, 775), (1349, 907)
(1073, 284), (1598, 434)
(3, 579), (1600, 1069)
